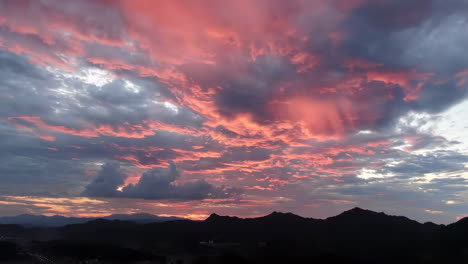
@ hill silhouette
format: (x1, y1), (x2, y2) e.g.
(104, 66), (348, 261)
(0, 207), (467, 263)
(0, 212), (185, 227)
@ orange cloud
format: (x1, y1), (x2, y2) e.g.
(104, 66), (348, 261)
(6, 116), (199, 140)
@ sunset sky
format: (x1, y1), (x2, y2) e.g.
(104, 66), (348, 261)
(0, 0), (467, 224)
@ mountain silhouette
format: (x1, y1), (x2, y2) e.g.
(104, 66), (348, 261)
(205, 213), (242, 224)
(0, 208), (467, 263)
(0, 213), (185, 227)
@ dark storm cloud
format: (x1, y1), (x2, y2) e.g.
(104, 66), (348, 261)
(342, 0), (459, 68)
(83, 161), (240, 200)
(397, 0), (468, 73)
(337, 0), (468, 127)
(213, 55), (296, 120)
(82, 162), (126, 197)
(417, 79), (468, 114)
(353, 0), (432, 31)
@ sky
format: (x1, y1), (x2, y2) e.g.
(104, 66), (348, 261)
(0, 0), (467, 224)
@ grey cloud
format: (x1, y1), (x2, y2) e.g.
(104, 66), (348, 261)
(342, 0), (446, 68)
(0, 122), (93, 196)
(179, 55), (297, 122)
(215, 56), (296, 120)
(180, 158), (227, 173)
(0, 0), (126, 46)
(339, 0), (468, 123)
(423, 177), (468, 193)
(82, 162), (126, 197)
(83, 161), (240, 200)
(383, 150), (468, 177)
(398, 1), (468, 73)
(405, 135), (458, 151)
(0, 50), (201, 136)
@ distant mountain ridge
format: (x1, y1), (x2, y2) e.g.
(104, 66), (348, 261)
(1, 207), (459, 227)
(2, 207), (468, 263)
(0, 207), (458, 227)
(0, 213), (185, 227)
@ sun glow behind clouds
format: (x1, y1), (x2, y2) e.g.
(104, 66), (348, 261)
(356, 168), (395, 180)
(163, 101), (179, 113)
(433, 99), (468, 153)
(60, 67), (115, 87)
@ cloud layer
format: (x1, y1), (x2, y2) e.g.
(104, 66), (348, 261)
(0, 0), (467, 223)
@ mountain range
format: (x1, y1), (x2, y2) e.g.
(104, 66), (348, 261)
(0, 213), (184, 227)
(1, 207), (468, 263)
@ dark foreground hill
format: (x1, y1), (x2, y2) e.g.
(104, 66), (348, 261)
(0, 207), (467, 263)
